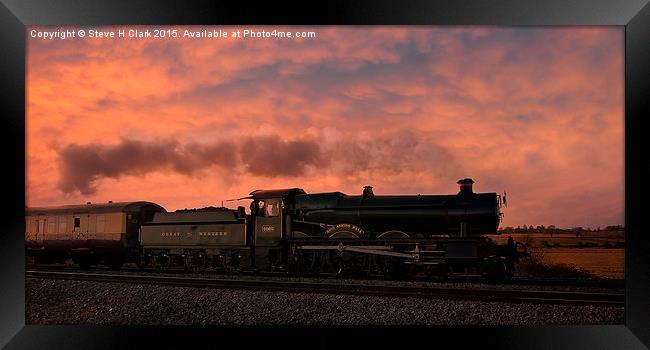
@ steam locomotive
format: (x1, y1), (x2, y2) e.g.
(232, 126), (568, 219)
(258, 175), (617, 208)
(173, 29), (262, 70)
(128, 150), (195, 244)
(25, 178), (526, 279)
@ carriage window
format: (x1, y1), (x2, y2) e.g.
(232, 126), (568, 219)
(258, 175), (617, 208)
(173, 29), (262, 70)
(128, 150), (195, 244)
(96, 215), (105, 233)
(47, 217), (56, 233)
(58, 216), (67, 233)
(74, 217), (81, 228)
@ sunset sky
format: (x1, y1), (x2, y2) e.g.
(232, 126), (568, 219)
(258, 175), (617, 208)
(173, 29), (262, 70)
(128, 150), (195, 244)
(26, 26), (624, 229)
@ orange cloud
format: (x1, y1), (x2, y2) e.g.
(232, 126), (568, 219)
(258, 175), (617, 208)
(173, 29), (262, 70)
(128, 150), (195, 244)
(27, 26), (623, 229)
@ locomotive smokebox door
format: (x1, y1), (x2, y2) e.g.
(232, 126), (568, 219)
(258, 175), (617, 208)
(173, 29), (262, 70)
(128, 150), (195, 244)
(253, 198), (283, 247)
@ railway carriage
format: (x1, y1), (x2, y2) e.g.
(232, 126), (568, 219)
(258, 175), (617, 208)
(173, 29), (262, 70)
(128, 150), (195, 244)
(26, 201), (165, 268)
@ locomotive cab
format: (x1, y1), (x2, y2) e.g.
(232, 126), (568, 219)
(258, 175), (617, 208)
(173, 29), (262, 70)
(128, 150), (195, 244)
(247, 188), (305, 269)
(251, 197), (284, 247)
(248, 188), (306, 244)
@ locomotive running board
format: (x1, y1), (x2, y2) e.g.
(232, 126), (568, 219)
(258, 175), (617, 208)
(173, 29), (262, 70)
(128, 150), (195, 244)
(297, 244), (416, 260)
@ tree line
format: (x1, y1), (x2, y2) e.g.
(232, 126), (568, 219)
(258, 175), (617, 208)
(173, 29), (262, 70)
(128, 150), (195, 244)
(498, 225), (624, 234)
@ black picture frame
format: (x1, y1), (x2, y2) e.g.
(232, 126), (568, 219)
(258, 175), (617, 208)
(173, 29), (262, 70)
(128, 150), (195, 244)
(1, 1), (648, 349)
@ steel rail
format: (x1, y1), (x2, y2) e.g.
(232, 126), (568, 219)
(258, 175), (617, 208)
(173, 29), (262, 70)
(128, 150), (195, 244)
(26, 270), (624, 307)
(24, 264), (625, 288)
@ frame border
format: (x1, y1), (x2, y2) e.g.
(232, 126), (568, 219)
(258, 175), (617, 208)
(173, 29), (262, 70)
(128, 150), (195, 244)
(1, 1), (648, 349)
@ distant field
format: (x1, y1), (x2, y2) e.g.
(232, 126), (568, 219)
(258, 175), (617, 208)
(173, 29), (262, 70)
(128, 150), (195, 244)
(535, 248), (624, 279)
(487, 231), (624, 248)
(486, 232), (625, 279)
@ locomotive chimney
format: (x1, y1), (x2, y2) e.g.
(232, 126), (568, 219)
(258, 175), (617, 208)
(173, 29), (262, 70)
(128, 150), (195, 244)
(457, 178), (475, 195)
(363, 186), (374, 198)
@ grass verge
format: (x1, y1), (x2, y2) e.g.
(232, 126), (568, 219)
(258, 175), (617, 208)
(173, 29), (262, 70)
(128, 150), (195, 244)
(516, 251), (598, 279)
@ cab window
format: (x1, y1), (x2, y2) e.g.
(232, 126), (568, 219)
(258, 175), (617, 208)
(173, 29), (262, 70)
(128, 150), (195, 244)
(256, 199), (281, 217)
(265, 199), (281, 217)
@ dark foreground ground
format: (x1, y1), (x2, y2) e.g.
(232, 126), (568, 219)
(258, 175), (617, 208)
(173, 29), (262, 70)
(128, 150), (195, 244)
(26, 278), (623, 325)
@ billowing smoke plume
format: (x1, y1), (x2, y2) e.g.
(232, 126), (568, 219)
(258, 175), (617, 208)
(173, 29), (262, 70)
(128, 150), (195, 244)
(242, 136), (328, 176)
(58, 138), (238, 194)
(57, 131), (459, 195)
(57, 136), (326, 194)
(326, 130), (459, 176)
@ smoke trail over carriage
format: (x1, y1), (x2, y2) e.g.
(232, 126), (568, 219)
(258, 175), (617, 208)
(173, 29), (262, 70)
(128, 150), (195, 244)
(56, 132), (461, 195)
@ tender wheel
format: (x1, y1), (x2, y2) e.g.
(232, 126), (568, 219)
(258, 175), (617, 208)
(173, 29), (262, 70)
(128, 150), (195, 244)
(228, 251), (242, 273)
(212, 254), (227, 272)
(185, 253), (207, 272)
(155, 253), (172, 271)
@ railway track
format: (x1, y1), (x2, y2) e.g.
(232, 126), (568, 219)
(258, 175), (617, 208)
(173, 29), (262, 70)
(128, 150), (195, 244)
(25, 263), (625, 288)
(26, 270), (625, 307)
